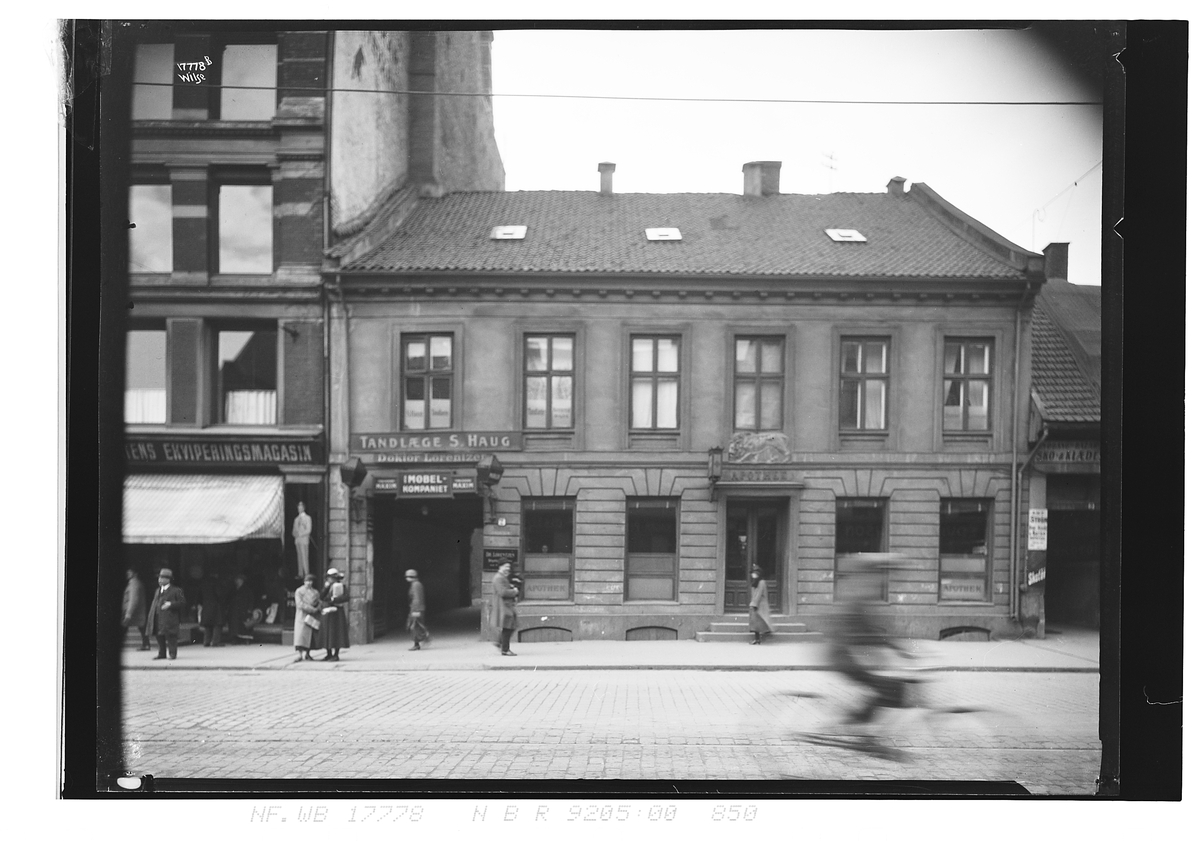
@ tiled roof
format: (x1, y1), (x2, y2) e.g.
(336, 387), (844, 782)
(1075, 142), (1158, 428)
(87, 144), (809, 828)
(340, 189), (1031, 278)
(1031, 302), (1101, 424)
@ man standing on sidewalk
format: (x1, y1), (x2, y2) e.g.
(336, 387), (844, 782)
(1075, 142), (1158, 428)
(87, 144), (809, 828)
(146, 568), (187, 660)
(491, 562), (519, 656)
(405, 569), (429, 651)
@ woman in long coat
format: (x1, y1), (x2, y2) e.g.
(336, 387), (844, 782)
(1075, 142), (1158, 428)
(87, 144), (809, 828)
(748, 566), (773, 644)
(316, 568), (350, 661)
(292, 574), (321, 661)
(490, 563), (519, 656)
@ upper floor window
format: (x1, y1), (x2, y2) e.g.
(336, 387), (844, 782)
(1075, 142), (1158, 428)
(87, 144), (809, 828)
(215, 175), (273, 274)
(630, 336), (679, 430)
(403, 335), (453, 430)
(131, 44), (174, 120)
(125, 328), (167, 424)
(524, 335), (574, 429)
(943, 339), (993, 431)
(218, 43), (278, 120)
(734, 336), (784, 431)
(215, 325), (277, 425)
(128, 183), (173, 273)
(840, 338), (888, 430)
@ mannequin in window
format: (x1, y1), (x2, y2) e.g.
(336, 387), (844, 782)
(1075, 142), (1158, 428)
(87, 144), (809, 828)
(292, 501), (312, 578)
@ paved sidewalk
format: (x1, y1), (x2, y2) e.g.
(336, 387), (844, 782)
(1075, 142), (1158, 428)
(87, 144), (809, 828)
(122, 617), (1099, 673)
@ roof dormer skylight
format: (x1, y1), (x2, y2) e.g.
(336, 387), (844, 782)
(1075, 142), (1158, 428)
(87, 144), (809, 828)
(491, 225), (527, 240)
(645, 228), (682, 241)
(825, 228), (866, 242)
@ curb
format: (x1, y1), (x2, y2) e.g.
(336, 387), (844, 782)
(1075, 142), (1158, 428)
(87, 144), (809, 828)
(120, 663), (1099, 674)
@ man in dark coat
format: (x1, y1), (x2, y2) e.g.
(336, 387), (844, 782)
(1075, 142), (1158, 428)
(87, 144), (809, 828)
(227, 573), (256, 644)
(405, 569), (428, 651)
(199, 570), (227, 647)
(490, 563), (519, 656)
(146, 568), (187, 660)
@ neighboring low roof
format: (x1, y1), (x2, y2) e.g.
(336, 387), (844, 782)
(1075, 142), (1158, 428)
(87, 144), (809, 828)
(339, 187), (1036, 279)
(1031, 298), (1101, 426)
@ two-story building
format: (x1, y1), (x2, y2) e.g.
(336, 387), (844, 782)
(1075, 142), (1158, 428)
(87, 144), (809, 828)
(324, 161), (1055, 642)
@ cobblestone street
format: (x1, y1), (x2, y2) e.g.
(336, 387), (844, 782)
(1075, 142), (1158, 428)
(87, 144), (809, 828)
(121, 668), (1100, 794)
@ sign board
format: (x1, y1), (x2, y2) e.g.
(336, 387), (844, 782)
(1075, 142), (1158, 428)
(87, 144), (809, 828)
(1034, 442), (1100, 466)
(354, 432), (522, 453)
(523, 578), (570, 600)
(939, 578), (987, 601)
(719, 468), (801, 485)
(126, 436), (324, 466)
(1028, 508), (1049, 551)
(1027, 567), (1047, 586)
(484, 548), (518, 572)
(398, 472), (452, 497)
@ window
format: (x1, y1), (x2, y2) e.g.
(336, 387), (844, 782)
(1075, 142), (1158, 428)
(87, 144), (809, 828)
(131, 43), (174, 120)
(626, 499), (678, 600)
(524, 335), (574, 429)
(403, 335), (453, 430)
(840, 339), (888, 430)
(216, 178), (273, 274)
(939, 499), (991, 601)
(834, 498), (888, 601)
(521, 499), (574, 601)
(215, 325), (277, 425)
(734, 336), (784, 431)
(126, 328), (167, 423)
(218, 43), (278, 120)
(128, 184), (173, 273)
(943, 339), (993, 431)
(630, 336), (679, 430)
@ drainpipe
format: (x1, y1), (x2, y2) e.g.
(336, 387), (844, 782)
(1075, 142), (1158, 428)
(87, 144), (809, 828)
(1009, 282), (1032, 619)
(321, 31), (335, 570)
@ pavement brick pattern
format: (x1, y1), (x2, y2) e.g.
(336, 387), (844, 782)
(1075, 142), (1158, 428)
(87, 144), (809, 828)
(121, 670), (1100, 794)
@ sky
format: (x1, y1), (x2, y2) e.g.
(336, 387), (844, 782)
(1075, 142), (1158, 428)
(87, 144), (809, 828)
(490, 27), (1105, 285)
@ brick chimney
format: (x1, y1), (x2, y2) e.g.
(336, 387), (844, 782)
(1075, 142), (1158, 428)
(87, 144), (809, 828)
(743, 161), (782, 197)
(887, 176), (907, 197)
(1043, 242), (1069, 282)
(598, 162), (616, 195)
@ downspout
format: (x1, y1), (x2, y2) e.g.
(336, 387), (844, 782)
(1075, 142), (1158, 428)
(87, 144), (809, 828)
(1009, 281), (1033, 618)
(321, 30), (335, 571)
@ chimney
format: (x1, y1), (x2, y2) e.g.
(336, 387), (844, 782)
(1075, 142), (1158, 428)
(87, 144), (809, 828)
(887, 176), (907, 197)
(1043, 242), (1070, 282)
(598, 162), (616, 195)
(743, 161), (782, 197)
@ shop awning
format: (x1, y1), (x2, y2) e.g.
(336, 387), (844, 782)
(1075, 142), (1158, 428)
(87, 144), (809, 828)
(123, 474), (284, 544)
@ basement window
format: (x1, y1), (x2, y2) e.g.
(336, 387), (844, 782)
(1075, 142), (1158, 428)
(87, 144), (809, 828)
(645, 228), (682, 241)
(825, 228), (867, 242)
(491, 226), (528, 240)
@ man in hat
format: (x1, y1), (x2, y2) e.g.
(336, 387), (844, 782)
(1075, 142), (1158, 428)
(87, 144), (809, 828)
(146, 568), (187, 660)
(405, 569), (428, 651)
(491, 562), (520, 656)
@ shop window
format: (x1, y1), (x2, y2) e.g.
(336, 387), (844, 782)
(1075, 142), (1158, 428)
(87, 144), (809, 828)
(215, 324), (277, 425)
(126, 328), (167, 424)
(939, 499), (991, 601)
(524, 335), (574, 429)
(839, 338), (888, 430)
(834, 498), (888, 601)
(630, 336), (680, 430)
(216, 177), (273, 274)
(128, 183), (173, 273)
(943, 339), (993, 431)
(521, 499), (574, 601)
(218, 43), (278, 121)
(132, 43), (174, 120)
(403, 334), (454, 430)
(625, 499), (678, 600)
(734, 336), (784, 431)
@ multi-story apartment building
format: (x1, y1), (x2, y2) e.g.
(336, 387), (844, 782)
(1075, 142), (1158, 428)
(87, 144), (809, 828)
(324, 161), (1059, 642)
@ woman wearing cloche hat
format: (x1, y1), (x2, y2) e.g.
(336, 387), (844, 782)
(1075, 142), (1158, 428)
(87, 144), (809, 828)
(316, 568), (350, 661)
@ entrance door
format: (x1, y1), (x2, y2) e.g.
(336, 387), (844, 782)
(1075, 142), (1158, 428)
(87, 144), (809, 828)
(725, 500), (784, 612)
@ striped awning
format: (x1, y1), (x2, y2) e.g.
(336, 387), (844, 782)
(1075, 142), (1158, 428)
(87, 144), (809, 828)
(123, 474), (284, 544)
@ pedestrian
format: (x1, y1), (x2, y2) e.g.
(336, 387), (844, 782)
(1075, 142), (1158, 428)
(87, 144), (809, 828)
(748, 565), (773, 644)
(226, 573), (255, 644)
(490, 562), (519, 656)
(199, 570), (227, 647)
(317, 567), (350, 661)
(405, 569), (429, 650)
(146, 568), (187, 660)
(292, 573), (321, 662)
(122, 568), (150, 650)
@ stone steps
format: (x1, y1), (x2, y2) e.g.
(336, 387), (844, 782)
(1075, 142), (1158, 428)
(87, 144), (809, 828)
(696, 618), (825, 643)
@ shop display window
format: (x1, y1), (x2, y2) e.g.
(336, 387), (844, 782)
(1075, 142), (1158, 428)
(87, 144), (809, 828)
(939, 499), (991, 601)
(521, 499), (574, 601)
(625, 498), (678, 600)
(834, 498), (888, 601)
